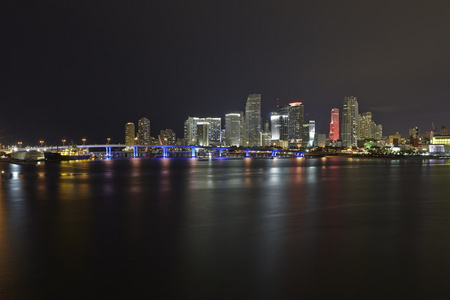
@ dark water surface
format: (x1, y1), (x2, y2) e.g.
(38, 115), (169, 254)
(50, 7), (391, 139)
(1, 157), (450, 299)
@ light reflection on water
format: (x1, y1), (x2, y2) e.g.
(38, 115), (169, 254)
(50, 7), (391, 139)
(0, 158), (450, 298)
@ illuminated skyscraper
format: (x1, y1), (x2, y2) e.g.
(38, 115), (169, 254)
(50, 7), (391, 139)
(196, 122), (209, 146)
(288, 102), (304, 147)
(125, 122), (135, 145)
(245, 94), (262, 147)
(184, 116), (221, 146)
(342, 96), (359, 147)
(329, 108), (339, 141)
(225, 113), (243, 146)
(137, 117), (150, 145)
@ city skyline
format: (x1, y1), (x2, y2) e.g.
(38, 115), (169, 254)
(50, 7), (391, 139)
(2, 1), (450, 144)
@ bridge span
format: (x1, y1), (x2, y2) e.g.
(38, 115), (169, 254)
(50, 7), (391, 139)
(25, 144), (304, 159)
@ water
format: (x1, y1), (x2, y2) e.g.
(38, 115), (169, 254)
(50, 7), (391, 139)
(1, 157), (450, 299)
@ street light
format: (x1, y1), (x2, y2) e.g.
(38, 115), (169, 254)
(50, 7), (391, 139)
(82, 138), (86, 146)
(107, 138), (111, 144)
(62, 139), (66, 146)
(39, 140), (44, 147)
(18, 141), (22, 148)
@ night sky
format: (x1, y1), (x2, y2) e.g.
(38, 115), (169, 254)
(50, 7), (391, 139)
(2, 1), (450, 145)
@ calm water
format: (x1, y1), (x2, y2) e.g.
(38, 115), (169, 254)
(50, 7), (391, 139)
(1, 157), (450, 299)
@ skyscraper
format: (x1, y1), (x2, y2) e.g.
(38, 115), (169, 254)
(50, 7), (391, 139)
(342, 96), (359, 147)
(125, 122), (135, 145)
(288, 102), (304, 147)
(184, 116), (221, 146)
(225, 113), (243, 147)
(329, 108), (339, 141)
(137, 117), (150, 145)
(245, 94), (262, 147)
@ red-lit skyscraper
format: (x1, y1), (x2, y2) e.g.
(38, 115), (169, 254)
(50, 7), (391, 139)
(329, 108), (339, 141)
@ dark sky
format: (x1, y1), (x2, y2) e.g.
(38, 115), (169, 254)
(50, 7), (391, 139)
(2, 1), (450, 145)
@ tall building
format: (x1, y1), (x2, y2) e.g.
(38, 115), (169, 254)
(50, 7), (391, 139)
(225, 113), (243, 147)
(329, 108), (339, 142)
(160, 129), (176, 145)
(409, 126), (420, 139)
(308, 120), (316, 147)
(206, 117), (222, 145)
(125, 122), (135, 145)
(245, 94), (262, 147)
(288, 102), (304, 147)
(196, 122), (209, 146)
(184, 116), (221, 146)
(270, 108), (289, 143)
(137, 117), (150, 145)
(342, 96), (359, 147)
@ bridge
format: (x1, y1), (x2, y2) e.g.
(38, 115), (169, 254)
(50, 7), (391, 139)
(23, 144), (304, 159)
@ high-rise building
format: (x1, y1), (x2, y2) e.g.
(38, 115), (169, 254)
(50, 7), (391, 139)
(137, 117), (150, 145)
(206, 117), (222, 145)
(409, 126), (420, 139)
(288, 102), (304, 147)
(308, 120), (316, 147)
(342, 96), (359, 147)
(329, 108), (339, 141)
(184, 116), (221, 146)
(245, 94), (262, 147)
(270, 108), (289, 143)
(125, 122), (135, 145)
(160, 129), (176, 145)
(196, 122), (209, 146)
(225, 113), (243, 147)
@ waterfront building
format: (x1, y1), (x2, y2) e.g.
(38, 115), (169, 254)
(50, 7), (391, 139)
(225, 113), (243, 147)
(196, 122), (209, 146)
(329, 108), (339, 142)
(206, 117), (222, 145)
(184, 117), (221, 146)
(125, 122), (135, 145)
(245, 94), (262, 147)
(160, 129), (176, 145)
(431, 135), (450, 145)
(342, 96), (359, 147)
(288, 102), (304, 148)
(270, 110), (289, 143)
(137, 117), (150, 145)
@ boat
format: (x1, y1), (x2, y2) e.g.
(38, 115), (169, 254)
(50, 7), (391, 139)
(44, 152), (93, 161)
(10, 150), (45, 162)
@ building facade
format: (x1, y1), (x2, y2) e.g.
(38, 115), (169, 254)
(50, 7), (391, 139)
(341, 96), (359, 147)
(329, 108), (339, 142)
(245, 94), (262, 147)
(137, 117), (150, 145)
(160, 129), (176, 145)
(125, 122), (135, 145)
(225, 113), (243, 147)
(288, 102), (304, 148)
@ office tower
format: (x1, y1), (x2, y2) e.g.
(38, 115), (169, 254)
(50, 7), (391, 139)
(288, 102), (304, 147)
(160, 129), (176, 145)
(245, 94), (262, 147)
(225, 113), (243, 147)
(329, 108), (339, 141)
(184, 117), (204, 146)
(358, 112), (373, 139)
(196, 122), (209, 146)
(125, 122), (135, 145)
(342, 96), (359, 147)
(206, 117), (222, 145)
(137, 117), (150, 145)
(440, 126), (448, 135)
